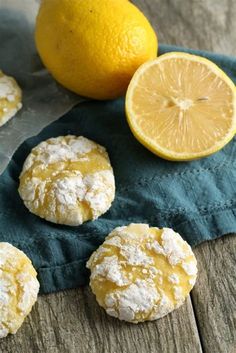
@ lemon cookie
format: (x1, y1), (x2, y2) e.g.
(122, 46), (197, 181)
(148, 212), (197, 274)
(87, 224), (197, 323)
(0, 242), (39, 338)
(0, 70), (22, 127)
(18, 135), (115, 226)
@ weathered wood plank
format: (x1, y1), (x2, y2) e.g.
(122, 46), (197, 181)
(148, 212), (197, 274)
(0, 288), (202, 353)
(0, 1), (235, 353)
(192, 235), (236, 353)
(132, 2), (236, 350)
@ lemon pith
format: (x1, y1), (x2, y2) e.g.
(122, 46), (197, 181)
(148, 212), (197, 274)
(126, 52), (236, 161)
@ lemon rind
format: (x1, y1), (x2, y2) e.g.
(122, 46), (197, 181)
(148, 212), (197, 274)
(126, 52), (236, 161)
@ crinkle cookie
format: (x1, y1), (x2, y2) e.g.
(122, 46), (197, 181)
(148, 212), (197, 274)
(0, 70), (22, 127)
(87, 223), (197, 323)
(18, 135), (115, 226)
(0, 242), (39, 338)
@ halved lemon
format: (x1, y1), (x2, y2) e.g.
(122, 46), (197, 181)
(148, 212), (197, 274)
(126, 52), (236, 161)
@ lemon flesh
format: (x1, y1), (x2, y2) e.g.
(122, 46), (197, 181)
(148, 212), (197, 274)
(126, 52), (236, 161)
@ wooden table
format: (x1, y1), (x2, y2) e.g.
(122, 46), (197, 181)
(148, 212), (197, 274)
(1, 1), (236, 352)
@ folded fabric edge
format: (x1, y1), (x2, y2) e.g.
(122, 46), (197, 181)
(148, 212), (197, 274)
(38, 259), (89, 294)
(37, 208), (236, 294)
(176, 208), (236, 246)
(159, 43), (236, 65)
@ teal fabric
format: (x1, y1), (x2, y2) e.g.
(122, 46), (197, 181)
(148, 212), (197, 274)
(0, 45), (236, 294)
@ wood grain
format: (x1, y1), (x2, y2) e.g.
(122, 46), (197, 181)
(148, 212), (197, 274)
(0, 0), (236, 352)
(192, 235), (236, 353)
(0, 289), (202, 353)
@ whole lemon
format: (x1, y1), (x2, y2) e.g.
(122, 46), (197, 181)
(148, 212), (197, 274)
(35, 0), (158, 100)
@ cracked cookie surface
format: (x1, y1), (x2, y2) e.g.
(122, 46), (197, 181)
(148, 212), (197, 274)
(18, 135), (115, 226)
(87, 223), (197, 323)
(0, 70), (22, 127)
(0, 242), (39, 338)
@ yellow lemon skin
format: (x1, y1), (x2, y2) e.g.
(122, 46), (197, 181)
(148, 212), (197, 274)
(126, 52), (236, 161)
(35, 0), (158, 100)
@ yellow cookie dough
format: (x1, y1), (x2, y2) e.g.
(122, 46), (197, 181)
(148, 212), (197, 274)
(18, 135), (115, 226)
(0, 242), (39, 338)
(87, 224), (197, 323)
(0, 70), (22, 127)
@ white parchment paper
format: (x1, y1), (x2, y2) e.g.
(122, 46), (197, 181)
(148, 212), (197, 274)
(0, 0), (84, 174)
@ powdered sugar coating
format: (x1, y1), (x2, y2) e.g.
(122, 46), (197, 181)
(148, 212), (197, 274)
(168, 273), (180, 284)
(87, 224), (197, 323)
(90, 255), (130, 286)
(0, 71), (22, 127)
(120, 244), (154, 266)
(0, 243), (39, 338)
(105, 279), (159, 322)
(19, 135), (115, 226)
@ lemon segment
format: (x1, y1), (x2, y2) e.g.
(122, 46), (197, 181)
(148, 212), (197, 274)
(126, 52), (236, 161)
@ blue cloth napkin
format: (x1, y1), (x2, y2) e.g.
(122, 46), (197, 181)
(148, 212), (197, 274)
(0, 45), (235, 293)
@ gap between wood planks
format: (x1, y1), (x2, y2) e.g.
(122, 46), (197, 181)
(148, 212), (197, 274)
(190, 292), (204, 353)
